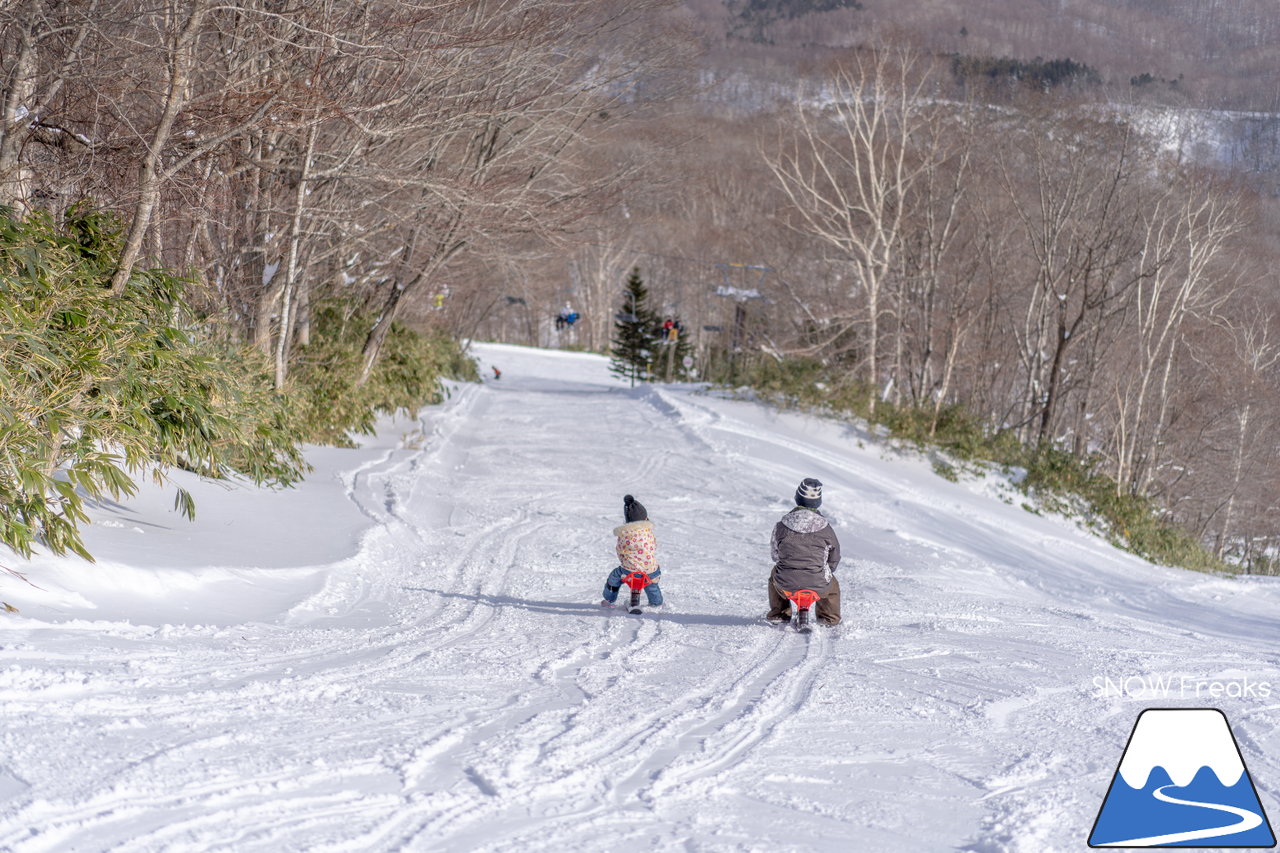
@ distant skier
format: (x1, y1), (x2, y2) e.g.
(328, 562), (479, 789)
(601, 495), (663, 609)
(767, 478), (841, 626)
(492, 366), (502, 380)
(555, 304), (579, 331)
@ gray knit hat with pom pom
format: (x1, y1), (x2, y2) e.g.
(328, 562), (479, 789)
(623, 494), (648, 523)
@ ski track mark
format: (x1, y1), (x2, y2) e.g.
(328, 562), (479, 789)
(434, 627), (834, 851)
(638, 626), (829, 801)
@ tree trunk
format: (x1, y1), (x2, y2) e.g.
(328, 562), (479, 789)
(275, 122), (318, 390)
(1037, 316), (1070, 445)
(359, 221), (464, 385)
(253, 280), (284, 355)
(110, 2), (208, 295)
(1217, 403), (1251, 559)
(360, 286), (402, 384)
(0, 15), (38, 213)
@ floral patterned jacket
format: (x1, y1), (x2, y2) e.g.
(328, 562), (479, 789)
(613, 520), (659, 574)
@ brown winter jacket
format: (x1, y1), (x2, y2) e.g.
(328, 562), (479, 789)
(771, 508), (841, 595)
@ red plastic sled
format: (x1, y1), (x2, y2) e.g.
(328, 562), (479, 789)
(622, 571), (652, 611)
(784, 588), (822, 629)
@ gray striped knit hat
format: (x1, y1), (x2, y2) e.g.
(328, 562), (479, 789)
(794, 478), (823, 508)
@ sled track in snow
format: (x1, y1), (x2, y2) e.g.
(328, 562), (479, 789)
(635, 625), (829, 798)
(334, 617), (835, 851)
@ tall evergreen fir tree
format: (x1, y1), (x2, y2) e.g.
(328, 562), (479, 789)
(609, 267), (660, 387)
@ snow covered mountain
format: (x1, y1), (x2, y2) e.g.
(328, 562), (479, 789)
(1118, 709), (1245, 790)
(1, 342), (1277, 852)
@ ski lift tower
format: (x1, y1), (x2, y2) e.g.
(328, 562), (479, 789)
(714, 263), (769, 384)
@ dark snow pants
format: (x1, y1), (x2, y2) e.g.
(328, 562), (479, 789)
(768, 571), (840, 625)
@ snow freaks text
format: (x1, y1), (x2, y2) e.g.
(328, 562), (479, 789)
(1094, 674), (1274, 700)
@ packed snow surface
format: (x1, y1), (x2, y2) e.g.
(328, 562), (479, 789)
(1, 342), (1277, 852)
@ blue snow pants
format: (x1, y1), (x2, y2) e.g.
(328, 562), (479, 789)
(602, 566), (663, 606)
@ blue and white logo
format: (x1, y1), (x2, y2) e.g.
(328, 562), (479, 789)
(1090, 708), (1276, 848)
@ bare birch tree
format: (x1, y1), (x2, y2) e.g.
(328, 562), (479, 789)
(999, 120), (1147, 446)
(569, 233), (638, 352)
(892, 100), (984, 431)
(1211, 311), (1280, 559)
(1109, 177), (1241, 493)
(765, 46), (932, 415)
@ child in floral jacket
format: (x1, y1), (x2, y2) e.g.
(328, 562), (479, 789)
(601, 495), (664, 607)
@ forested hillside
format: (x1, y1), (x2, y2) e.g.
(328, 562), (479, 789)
(697, 0), (1280, 111)
(473, 0), (1280, 573)
(3, 0), (1279, 573)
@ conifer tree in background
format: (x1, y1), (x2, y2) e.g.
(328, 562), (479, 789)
(609, 267), (660, 387)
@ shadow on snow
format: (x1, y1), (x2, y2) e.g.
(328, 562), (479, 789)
(403, 586), (762, 628)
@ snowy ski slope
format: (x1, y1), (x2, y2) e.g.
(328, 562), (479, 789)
(1, 341), (1277, 852)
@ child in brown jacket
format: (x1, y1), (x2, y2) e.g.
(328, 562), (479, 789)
(767, 478), (841, 625)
